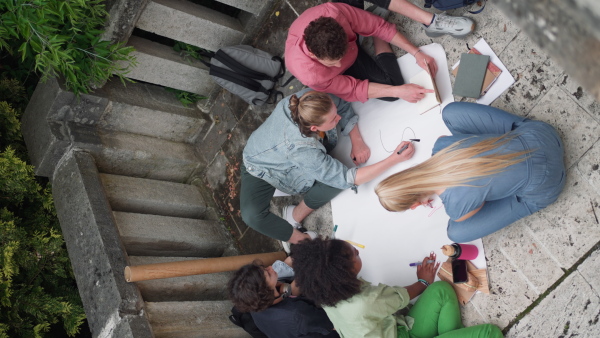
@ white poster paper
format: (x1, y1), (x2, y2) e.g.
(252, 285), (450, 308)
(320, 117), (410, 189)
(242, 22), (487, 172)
(330, 43), (487, 289)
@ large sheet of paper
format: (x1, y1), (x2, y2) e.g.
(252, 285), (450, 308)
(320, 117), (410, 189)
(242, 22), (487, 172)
(330, 43), (486, 288)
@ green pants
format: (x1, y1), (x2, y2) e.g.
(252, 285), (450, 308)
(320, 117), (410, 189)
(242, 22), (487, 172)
(240, 164), (342, 241)
(401, 281), (503, 338)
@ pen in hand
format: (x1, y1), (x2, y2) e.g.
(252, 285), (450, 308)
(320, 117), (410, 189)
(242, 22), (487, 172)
(397, 139), (420, 155)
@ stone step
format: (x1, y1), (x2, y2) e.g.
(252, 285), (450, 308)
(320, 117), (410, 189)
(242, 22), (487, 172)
(89, 130), (204, 182)
(114, 212), (229, 257)
(123, 36), (214, 96)
(129, 256), (232, 302)
(100, 174), (208, 219)
(146, 301), (248, 338)
(96, 79), (212, 143)
(214, 0), (267, 16)
(137, 0), (245, 52)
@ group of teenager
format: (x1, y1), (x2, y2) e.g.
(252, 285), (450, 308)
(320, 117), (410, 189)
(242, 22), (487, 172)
(232, 0), (567, 337)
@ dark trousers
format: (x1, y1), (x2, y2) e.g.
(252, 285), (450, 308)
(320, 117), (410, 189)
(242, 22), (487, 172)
(240, 164), (342, 241)
(336, 0), (405, 102)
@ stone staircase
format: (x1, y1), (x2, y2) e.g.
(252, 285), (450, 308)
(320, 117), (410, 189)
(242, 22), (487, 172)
(47, 149), (247, 337)
(107, 0), (273, 98)
(21, 45), (258, 338)
(20, 0), (280, 336)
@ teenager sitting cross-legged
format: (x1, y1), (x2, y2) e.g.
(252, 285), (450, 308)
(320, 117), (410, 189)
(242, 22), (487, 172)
(291, 238), (503, 338)
(227, 257), (339, 338)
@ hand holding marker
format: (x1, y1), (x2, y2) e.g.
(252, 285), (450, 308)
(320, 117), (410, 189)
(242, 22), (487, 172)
(397, 139), (420, 155)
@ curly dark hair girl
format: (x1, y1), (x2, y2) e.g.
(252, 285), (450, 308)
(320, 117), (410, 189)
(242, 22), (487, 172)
(289, 91), (333, 136)
(303, 17), (348, 60)
(290, 238), (362, 307)
(227, 261), (274, 312)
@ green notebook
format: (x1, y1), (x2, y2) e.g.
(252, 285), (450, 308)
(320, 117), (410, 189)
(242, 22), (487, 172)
(453, 53), (490, 98)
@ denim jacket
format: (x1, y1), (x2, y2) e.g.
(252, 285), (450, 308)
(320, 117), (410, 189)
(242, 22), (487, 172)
(243, 88), (358, 195)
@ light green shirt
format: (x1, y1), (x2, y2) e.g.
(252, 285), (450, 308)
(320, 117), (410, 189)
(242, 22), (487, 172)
(323, 279), (414, 338)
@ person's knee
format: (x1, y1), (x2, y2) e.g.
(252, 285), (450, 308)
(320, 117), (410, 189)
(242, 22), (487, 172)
(430, 280), (454, 293)
(441, 102), (465, 123)
(426, 281), (456, 298)
(241, 205), (268, 229)
(447, 222), (472, 243)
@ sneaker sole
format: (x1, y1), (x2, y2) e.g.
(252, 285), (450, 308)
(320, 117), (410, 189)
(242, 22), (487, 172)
(425, 24), (475, 39)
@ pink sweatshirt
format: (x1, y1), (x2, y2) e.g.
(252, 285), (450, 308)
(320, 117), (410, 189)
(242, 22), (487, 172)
(285, 3), (397, 103)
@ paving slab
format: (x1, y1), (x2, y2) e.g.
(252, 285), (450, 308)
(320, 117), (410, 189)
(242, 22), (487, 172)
(470, 239), (540, 328)
(507, 272), (600, 337)
(460, 302), (488, 328)
(528, 168), (600, 268)
(578, 246), (600, 295)
(577, 140), (600, 195)
(492, 217), (564, 294)
(558, 74), (600, 125)
(527, 85), (600, 169)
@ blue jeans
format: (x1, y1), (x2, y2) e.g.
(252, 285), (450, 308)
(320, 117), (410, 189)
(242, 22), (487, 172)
(440, 102), (565, 242)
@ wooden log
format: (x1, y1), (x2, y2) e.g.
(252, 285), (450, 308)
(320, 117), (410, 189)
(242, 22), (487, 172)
(125, 251), (286, 282)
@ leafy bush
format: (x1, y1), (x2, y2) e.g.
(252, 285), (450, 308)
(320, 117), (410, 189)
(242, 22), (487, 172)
(0, 79), (85, 337)
(165, 87), (207, 107)
(0, 0), (136, 95)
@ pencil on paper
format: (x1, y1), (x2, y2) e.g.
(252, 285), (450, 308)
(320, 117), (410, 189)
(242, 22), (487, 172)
(345, 240), (365, 249)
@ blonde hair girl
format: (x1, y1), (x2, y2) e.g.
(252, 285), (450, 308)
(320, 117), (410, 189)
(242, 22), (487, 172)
(376, 136), (529, 212)
(241, 89), (416, 247)
(375, 102), (565, 242)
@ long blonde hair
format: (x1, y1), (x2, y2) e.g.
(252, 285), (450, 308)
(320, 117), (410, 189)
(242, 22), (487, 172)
(289, 91), (332, 136)
(375, 135), (530, 212)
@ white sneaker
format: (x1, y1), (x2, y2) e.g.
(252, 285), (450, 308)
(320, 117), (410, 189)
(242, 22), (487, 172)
(281, 230), (317, 253)
(424, 13), (474, 39)
(283, 204), (302, 229)
(305, 230), (318, 239)
(281, 240), (291, 254)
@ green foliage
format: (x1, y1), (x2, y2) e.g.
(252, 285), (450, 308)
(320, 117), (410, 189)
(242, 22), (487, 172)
(0, 0), (137, 95)
(169, 42), (209, 106)
(173, 41), (210, 63)
(0, 80), (85, 337)
(165, 87), (207, 107)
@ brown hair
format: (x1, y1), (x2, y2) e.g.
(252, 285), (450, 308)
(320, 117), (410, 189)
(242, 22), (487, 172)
(289, 91), (333, 136)
(303, 17), (348, 60)
(227, 260), (274, 312)
(376, 136), (531, 212)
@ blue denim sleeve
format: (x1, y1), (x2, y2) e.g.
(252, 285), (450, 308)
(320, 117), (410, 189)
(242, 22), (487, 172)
(295, 142), (358, 190)
(272, 260), (295, 280)
(330, 93), (358, 136)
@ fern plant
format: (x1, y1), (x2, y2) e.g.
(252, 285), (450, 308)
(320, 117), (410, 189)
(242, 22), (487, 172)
(0, 0), (137, 95)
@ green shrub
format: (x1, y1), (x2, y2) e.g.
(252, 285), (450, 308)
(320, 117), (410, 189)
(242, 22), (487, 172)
(0, 0), (136, 95)
(0, 79), (85, 337)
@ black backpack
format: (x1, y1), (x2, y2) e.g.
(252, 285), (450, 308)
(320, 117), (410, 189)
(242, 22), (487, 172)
(228, 306), (268, 338)
(199, 45), (291, 105)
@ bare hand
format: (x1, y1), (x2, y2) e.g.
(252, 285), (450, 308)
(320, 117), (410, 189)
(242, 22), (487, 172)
(396, 84), (434, 103)
(416, 52), (437, 76)
(392, 141), (415, 162)
(416, 252), (440, 285)
(351, 139), (371, 165)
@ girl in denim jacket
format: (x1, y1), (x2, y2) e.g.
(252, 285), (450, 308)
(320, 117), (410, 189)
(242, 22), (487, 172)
(241, 89), (414, 246)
